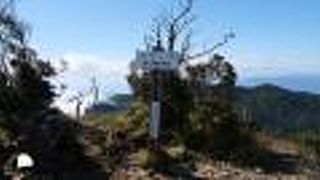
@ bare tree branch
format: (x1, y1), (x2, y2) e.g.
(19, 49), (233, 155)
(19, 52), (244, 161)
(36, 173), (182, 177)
(175, 13), (195, 36)
(172, 0), (193, 24)
(187, 32), (235, 60)
(167, 0), (194, 51)
(181, 30), (192, 59)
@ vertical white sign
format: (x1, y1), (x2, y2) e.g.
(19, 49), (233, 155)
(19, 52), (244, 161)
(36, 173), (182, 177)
(150, 101), (161, 140)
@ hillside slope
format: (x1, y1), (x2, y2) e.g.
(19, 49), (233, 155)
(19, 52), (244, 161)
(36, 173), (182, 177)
(234, 84), (320, 134)
(104, 84), (320, 134)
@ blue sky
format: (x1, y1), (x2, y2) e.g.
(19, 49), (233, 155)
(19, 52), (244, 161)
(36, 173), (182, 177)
(16, 0), (320, 113)
(17, 0), (320, 73)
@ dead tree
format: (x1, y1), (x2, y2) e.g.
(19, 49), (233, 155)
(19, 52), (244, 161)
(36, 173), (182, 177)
(144, 0), (234, 62)
(167, 0), (193, 51)
(68, 92), (85, 121)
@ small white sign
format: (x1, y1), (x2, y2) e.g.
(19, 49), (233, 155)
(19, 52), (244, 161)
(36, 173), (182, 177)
(17, 153), (34, 169)
(150, 101), (161, 140)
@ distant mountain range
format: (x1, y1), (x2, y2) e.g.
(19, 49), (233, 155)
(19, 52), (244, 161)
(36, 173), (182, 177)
(240, 73), (320, 94)
(85, 94), (133, 114)
(234, 84), (320, 134)
(87, 83), (320, 134)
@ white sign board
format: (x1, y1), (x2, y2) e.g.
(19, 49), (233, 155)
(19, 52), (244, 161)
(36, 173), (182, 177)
(131, 50), (181, 73)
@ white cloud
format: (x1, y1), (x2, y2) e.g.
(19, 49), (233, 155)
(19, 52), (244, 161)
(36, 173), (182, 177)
(228, 53), (320, 79)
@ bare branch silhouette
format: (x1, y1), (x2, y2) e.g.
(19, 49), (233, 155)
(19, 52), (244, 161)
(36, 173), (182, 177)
(187, 32), (235, 60)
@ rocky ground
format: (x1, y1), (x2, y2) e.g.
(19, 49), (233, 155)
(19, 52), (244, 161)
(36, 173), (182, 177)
(111, 162), (317, 180)
(80, 123), (320, 180)
(2, 120), (318, 179)
(109, 152), (319, 179)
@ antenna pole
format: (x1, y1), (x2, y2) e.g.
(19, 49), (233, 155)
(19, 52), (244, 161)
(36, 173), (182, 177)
(91, 77), (99, 105)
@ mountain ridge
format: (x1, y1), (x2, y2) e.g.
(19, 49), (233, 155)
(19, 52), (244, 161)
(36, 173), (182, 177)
(234, 84), (320, 134)
(240, 73), (320, 95)
(93, 84), (320, 135)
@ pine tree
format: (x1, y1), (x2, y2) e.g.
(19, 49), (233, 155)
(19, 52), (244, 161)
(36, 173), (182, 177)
(0, 1), (56, 139)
